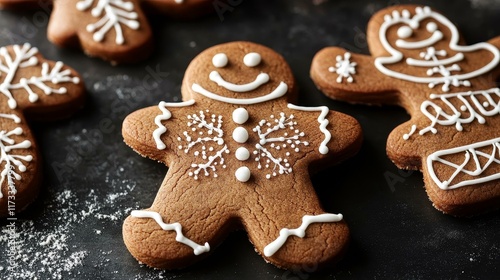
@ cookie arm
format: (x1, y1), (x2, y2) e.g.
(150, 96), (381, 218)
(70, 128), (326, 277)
(48, 0), (153, 64)
(288, 104), (362, 167)
(122, 102), (195, 164)
(311, 47), (400, 105)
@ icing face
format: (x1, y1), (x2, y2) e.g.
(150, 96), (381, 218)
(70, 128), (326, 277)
(374, 6), (500, 92)
(187, 44), (295, 105)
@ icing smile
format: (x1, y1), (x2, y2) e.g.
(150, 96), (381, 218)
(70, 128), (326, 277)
(191, 51), (289, 104)
(192, 82), (288, 105)
(209, 71), (270, 92)
(396, 29), (443, 49)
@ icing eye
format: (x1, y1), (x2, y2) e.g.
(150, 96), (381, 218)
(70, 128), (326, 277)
(426, 22), (438, 33)
(243, 52), (261, 67)
(212, 53), (228, 68)
(397, 26), (412, 39)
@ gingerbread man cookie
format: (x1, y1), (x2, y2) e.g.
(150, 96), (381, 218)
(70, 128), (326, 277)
(311, 5), (500, 216)
(122, 41), (362, 269)
(0, 0), (212, 64)
(0, 43), (85, 217)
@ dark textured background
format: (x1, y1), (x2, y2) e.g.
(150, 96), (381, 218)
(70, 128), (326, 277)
(1, 0), (499, 279)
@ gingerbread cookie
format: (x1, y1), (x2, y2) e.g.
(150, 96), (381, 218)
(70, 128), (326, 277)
(0, 0), (212, 64)
(0, 43), (85, 217)
(122, 41), (362, 269)
(311, 5), (500, 216)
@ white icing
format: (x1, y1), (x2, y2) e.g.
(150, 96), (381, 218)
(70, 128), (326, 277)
(178, 109), (228, 180)
(131, 210), (210, 255)
(235, 147), (250, 161)
(427, 137), (500, 190)
(402, 124), (417, 140)
(328, 52), (357, 83)
(243, 52), (261, 67)
(263, 213), (343, 257)
(191, 82), (288, 105)
(0, 113), (33, 199)
(153, 100), (195, 150)
(235, 166), (251, 182)
(375, 6), (500, 92)
(403, 88), (500, 140)
(396, 30), (443, 49)
(252, 111), (309, 179)
(287, 104), (330, 154)
(0, 43), (78, 109)
(209, 71), (269, 92)
(397, 26), (412, 38)
(212, 53), (228, 68)
(232, 127), (248, 143)
(232, 108), (249, 124)
(76, 0), (140, 45)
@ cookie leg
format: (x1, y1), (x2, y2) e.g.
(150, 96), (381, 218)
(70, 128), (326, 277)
(242, 193), (350, 270)
(123, 205), (232, 269)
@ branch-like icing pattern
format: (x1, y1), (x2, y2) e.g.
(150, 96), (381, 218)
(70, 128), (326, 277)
(76, 0), (140, 45)
(131, 210), (210, 255)
(0, 113), (32, 199)
(263, 213), (343, 257)
(0, 43), (80, 109)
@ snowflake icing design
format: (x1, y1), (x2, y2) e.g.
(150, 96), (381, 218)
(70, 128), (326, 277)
(419, 47), (470, 92)
(0, 43), (80, 109)
(0, 113), (32, 199)
(252, 112), (309, 179)
(328, 52), (357, 83)
(177, 110), (229, 180)
(76, 0), (140, 45)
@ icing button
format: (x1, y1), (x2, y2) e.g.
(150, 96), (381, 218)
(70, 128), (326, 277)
(235, 166), (251, 182)
(235, 147), (250, 161)
(232, 108), (249, 124)
(233, 127), (249, 143)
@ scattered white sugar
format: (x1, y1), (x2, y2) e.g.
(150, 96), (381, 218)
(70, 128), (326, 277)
(0, 179), (140, 279)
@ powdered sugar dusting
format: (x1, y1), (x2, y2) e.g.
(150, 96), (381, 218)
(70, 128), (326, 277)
(0, 179), (139, 279)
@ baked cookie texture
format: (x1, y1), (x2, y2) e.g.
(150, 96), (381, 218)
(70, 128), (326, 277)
(0, 0), (213, 64)
(0, 43), (85, 217)
(311, 5), (500, 216)
(122, 41), (362, 269)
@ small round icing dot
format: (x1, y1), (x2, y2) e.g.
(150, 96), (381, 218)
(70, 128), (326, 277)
(232, 108), (249, 124)
(235, 147), (250, 161)
(426, 22), (438, 33)
(243, 52), (261, 67)
(235, 166), (251, 182)
(212, 53), (228, 68)
(397, 26), (412, 38)
(232, 127), (249, 143)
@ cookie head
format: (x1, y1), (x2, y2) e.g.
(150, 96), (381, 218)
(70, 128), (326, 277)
(372, 6), (499, 92)
(185, 41), (296, 104)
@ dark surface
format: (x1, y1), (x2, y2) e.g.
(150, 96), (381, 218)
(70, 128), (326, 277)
(1, 0), (499, 279)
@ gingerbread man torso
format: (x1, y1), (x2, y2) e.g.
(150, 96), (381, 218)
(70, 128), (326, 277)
(122, 41), (362, 269)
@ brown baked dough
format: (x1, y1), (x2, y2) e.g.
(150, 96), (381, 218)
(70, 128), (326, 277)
(311, 5), (500, 216)
(0, 43), (85, 217)
(122, 41), (362, 269)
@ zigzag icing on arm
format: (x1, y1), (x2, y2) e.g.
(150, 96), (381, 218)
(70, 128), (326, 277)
(287, 104), (331, 154)
(152, 100), (195, 150)
(131, 210), (210, 256)
(263, 213), (343, 257)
